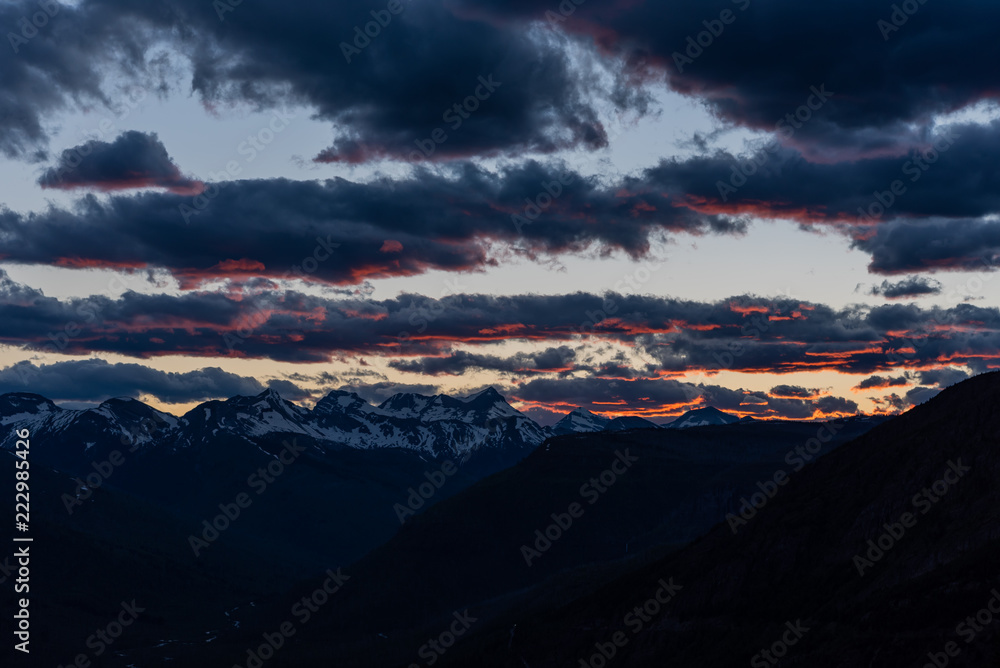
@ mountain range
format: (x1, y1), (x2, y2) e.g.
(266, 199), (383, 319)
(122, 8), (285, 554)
(423, 370), (1000, 668)
(1, 387), (763, 463)
(5, 379), (951, 667)
(0, 386), (549, 460)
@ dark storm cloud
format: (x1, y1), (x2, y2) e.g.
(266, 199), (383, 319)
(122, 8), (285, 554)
(0, 358), (309, 403)
(37, 131), (201, 194)
(389, 346), (577, 376)
(638, 122), (1000, 224)
(452, 0), (1000, 159)
(870, 276), (943, 299)
(814, 396), (859, 415)
(10, 0), (1000, 165)
(4, 120), (1000, 281)
(2, 0), (644, 163)
(853, 374), (909, 391)
(853, 218), (1000, 275)
(0, 163), (742, 287)
(916, 367), (969, 388)
(5, 0), (1000, 288)
(4, 269), (999, 375)
(904, 385), (940, 406)
(515, 377), (697, 410)
(769, 385), (819, 398)
(0, 0), (125, 160)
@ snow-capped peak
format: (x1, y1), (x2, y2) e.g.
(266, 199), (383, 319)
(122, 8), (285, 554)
(461, 387), (504, 403)
(0, 392), (62, 427)
(665, 406), (740, 429)
(378, 392), (434, 419)
(2, 386), (552, 461)
(552, 407), (611, 435)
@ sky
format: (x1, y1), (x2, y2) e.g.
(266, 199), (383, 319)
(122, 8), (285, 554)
(1, 0), (999, 424)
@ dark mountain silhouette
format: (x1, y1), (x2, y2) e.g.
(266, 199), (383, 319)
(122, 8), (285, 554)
(605, 415), (661, 431)
(237, 419), (880, 667)
(17, 378), (984, 667)
(425, 371), (1000, 667)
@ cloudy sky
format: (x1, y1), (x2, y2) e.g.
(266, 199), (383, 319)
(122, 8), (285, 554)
(1, 0), (997, 423)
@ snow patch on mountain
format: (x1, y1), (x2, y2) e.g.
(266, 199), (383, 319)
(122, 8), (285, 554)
(552, 408), (611, 435)
(665, 407), (740, 429)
